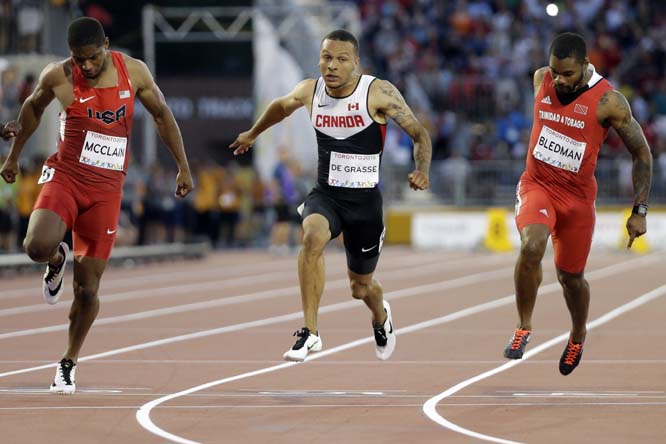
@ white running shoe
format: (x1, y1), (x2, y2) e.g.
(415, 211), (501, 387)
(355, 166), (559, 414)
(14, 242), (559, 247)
(50, 358), (76, 394)
(43, 242), (69, 305)
(283, 327), (322, 362)
(374, 300), (396, 360)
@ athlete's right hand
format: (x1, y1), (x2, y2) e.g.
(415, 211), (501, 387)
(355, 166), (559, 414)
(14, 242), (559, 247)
(408, 170), (429, 190)
(0, 157), (19, 184)
(626, 213), (646, 249)
(174, 169), (194, 198)
(229, 131), (255, 156)
(1, 120), (20, 140)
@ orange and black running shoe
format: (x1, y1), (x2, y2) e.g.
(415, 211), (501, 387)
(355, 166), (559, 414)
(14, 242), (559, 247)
(503, 328), (532, 359)
(559, 339), (584, 375)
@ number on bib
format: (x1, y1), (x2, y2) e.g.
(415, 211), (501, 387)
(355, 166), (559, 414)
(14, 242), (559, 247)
(38, 166), (55, 184)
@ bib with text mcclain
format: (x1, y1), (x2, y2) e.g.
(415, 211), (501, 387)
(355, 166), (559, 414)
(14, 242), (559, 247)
(79, 130), (127, 171)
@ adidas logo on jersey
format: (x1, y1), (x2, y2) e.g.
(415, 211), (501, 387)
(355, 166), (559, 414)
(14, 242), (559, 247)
(541, 96), (552, 104)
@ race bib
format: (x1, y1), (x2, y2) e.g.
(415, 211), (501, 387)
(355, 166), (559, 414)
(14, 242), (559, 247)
(79, 130), (127, 171)
(38, 165), (55, 184)
(328, 151), (380, 188)
(532, 125), (586, 173)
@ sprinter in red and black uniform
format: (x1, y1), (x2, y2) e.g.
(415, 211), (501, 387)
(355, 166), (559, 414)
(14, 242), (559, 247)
(503, 33), (652, 375)
(0, 17), (193, 393)
(230, 29), (431, 363)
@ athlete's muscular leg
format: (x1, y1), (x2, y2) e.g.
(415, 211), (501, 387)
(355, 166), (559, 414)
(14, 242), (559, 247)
(63, 256), (106, 362)
(348, 270), (386, 327)
(298, 214), (331, 333)
(23, 209), (67, 266)
(514, 224), (550, 330)
(556, 268), (589, 343)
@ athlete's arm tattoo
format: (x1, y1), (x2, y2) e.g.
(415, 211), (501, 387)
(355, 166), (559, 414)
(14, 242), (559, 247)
(378, 81), (432, 174)
(608, 91), (652, 204)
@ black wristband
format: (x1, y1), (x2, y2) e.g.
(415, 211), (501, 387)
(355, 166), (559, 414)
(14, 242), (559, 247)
(632, 203), (648, 216)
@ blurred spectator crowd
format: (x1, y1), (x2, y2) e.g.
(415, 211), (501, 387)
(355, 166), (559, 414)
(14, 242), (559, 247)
(0, 1), (107, 54)
(2, 0), (666, 252)
(355, 0), (666, 202)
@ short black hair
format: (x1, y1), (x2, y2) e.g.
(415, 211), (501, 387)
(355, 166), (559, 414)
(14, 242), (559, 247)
(321, 29), (359, 54)
(67, 17), (106, 48)
(549, 32), (587, 63)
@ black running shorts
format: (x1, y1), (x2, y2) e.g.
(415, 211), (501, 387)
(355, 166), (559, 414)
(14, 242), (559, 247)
(300, 186), (385, 275)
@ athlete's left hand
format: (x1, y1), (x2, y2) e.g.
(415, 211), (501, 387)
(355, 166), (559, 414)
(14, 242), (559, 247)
(408, 170), (429, 190)
(626, 214), (646, 249)
(174, 169), (194, 198)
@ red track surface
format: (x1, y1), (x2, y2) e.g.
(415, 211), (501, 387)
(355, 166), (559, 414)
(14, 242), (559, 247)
(0, 247), (665, 443)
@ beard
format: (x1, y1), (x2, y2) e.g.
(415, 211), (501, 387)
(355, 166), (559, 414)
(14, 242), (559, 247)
(554, 69), (589, 105)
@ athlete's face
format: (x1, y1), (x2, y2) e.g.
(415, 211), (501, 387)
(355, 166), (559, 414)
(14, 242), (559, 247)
(549, 55), (588, 93)
(319, 39), (359, 91)
(70, 38), (109, 79)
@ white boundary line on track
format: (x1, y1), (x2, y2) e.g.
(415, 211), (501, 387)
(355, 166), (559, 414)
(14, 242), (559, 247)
(0, 255), (302, 300)
(0, 253), (510, 322)
(0, 264), (517, 379)
(0, 260), (516, 345)
(0, 250), (420, 312)
(0, 259), (656, 375)
(6, 359), (666, 365)
(134, 254), (663, 444)
(421, 282), (666, 444)
(0, 249), (463, 301)
(0, 248), (647, 341)
(5, 401), (666, 412)
(6, 250), (649, 380)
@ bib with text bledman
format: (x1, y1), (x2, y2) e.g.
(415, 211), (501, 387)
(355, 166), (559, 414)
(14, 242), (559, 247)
(79, 130), (127, 171)
(532, 125), (586, 173)
(328, 151), (380, 188)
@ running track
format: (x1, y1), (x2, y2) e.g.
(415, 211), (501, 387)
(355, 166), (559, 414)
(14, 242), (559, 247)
(0, 247), (664, 443)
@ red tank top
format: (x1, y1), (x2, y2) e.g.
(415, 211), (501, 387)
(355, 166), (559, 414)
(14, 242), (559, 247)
(46, 51), (135, 193)
(524, 69), (613, 201)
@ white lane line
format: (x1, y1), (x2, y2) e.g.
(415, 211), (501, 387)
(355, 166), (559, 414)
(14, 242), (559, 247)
(0, 264), (514, 379)
(5, 390), (666, 400)
(5, 359), (666, 365)
(0, 252), (510, 321)
(0, 255), (301, 300)
(422, 282), (666, 444)
(0, 256), (514, 341)
(422, 401), (666, 407)
(134, 255), (662, 444)
(7, 402), (666, 412)
(0, 249), (457, 301)
(1, 404), (428, 411)
(0, 254), (657, 381)
(0, 250), (438, 315)
(6, 359), (666, 366)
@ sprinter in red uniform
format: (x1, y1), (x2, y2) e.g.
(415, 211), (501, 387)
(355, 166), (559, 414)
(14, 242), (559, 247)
(0, 17), (193, 393)
(503, 33), (652, 375)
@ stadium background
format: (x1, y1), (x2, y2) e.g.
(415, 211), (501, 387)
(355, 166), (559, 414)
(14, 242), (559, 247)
(0, 0), (665, 256)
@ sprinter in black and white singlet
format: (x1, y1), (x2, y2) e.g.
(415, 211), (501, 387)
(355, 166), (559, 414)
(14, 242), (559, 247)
(311, 74), (384, 191)
(230, 29), (432, 363)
